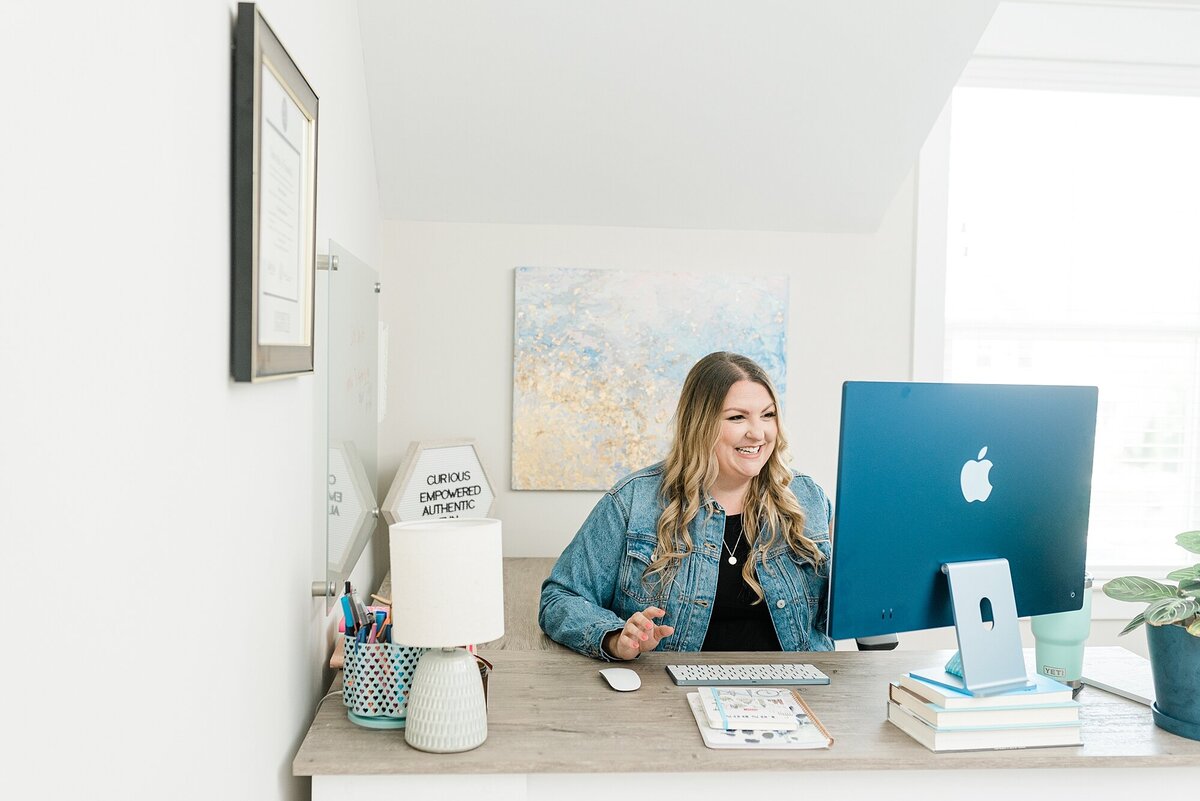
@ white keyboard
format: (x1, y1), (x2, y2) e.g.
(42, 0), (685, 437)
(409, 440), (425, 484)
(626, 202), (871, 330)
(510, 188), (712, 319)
(665, 663), (830, 686)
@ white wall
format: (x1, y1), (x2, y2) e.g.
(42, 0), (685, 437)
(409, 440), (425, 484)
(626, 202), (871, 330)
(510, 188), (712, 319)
(377, 172), (918, 556)
(0, 2), (379, 799)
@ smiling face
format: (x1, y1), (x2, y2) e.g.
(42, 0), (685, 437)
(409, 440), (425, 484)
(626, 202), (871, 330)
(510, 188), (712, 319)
(713, 379), (778, 490)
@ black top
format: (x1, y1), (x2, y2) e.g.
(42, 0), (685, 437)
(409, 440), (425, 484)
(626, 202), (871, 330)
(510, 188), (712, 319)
(701, 515), (782, 651)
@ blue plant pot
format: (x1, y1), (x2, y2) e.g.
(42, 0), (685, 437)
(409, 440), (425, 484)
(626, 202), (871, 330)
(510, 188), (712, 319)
(1147, 622), (1200, 741)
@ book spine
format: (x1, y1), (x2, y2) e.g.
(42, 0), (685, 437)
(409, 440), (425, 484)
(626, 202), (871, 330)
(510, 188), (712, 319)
(708, 688), (731, 730)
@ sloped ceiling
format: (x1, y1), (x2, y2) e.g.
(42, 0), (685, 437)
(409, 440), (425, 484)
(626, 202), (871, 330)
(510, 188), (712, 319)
(357, 1), (999, 233)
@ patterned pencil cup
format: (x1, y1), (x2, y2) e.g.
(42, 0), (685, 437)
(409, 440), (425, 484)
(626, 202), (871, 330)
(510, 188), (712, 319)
(342, 638), (426, 729)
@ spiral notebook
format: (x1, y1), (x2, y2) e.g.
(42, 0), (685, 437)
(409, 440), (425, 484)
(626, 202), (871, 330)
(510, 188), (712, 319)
(686, 690), (834, 749)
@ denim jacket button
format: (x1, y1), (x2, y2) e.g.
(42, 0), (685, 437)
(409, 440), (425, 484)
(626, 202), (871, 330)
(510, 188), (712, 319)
(775, 599), (786, 609)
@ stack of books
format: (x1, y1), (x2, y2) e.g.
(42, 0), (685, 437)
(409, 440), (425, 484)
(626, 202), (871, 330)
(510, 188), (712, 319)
(886, 670), (1082, 752)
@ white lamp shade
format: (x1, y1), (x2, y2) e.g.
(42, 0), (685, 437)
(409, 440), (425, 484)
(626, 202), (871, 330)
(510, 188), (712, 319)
(388, 517), (505, 647)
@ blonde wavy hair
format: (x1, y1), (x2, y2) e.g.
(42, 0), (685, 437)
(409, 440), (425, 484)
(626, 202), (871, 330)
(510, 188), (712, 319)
(644, 352), (824, 603)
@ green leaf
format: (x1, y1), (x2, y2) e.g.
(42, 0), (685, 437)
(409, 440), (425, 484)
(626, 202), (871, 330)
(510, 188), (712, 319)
(1118, 613), (1146, 636)
(1178, 530), (1200, 555)
(1145, 596), (1200, 627)
(1103, 576), (1177, 603)
(1187, 618), (1200, 638)
(1180, 579), (1200, 599)
(1166, 565), (1200, 583)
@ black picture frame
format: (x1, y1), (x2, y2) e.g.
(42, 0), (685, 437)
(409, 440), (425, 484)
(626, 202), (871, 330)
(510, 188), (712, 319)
(232, 2), (319, 382)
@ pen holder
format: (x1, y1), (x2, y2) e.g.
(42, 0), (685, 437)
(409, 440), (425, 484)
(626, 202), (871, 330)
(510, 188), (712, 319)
(342, 637), (426, 729)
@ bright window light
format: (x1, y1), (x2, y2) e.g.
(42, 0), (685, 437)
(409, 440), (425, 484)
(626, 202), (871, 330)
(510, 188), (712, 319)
(944, 86), (1200, 569)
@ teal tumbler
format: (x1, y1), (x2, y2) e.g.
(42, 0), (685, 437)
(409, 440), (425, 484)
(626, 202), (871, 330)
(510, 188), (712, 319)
(1031, 574), (1093, 688)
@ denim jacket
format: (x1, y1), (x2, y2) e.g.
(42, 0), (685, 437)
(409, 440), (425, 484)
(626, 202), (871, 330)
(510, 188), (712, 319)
(538, 463), (835, 660)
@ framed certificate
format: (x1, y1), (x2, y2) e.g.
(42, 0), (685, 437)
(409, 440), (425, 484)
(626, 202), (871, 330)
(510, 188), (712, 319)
(232, 3), (319, 381)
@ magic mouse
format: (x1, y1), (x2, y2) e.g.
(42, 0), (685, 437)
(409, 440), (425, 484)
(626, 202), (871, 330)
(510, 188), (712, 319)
(599, 667), (641, 692)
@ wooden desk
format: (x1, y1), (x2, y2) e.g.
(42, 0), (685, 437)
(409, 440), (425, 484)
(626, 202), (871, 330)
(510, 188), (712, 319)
(294, 646), (1200, 799)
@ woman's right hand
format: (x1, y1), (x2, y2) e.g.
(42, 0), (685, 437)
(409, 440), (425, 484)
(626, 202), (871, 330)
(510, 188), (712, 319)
(603, 606), (675, 660)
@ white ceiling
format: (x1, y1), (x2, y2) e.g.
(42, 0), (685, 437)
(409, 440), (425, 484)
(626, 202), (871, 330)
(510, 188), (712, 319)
(357, 1), (999, 233)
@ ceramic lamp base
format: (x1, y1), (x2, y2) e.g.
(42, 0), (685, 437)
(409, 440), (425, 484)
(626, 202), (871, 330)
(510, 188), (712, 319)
(403, 647), (488, 753)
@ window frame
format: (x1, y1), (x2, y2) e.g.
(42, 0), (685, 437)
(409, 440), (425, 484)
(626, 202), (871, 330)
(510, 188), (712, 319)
(912, 50), (1200, 609)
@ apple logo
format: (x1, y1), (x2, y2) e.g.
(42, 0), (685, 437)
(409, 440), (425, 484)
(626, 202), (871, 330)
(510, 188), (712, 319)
(960, 446), (994, 503)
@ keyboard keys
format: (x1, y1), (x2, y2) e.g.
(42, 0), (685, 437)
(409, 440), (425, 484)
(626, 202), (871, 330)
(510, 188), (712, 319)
(665, 663), (830, 686)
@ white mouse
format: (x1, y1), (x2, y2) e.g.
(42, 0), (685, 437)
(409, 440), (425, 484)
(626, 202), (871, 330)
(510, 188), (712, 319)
(599, 667), (641, 692)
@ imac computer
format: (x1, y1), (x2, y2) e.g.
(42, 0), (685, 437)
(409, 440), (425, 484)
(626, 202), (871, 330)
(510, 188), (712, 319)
(826, 381), (1098, 695)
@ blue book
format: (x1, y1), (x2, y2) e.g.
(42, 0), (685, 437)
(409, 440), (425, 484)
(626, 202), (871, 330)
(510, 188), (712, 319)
(899, 671), (1073, 709)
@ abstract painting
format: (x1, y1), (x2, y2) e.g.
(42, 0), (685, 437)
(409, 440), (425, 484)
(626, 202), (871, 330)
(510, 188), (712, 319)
(512, 266), (788, 490)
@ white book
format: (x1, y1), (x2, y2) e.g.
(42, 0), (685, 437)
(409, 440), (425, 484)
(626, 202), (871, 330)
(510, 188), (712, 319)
(887, 701), (1082, 752)
(1081, 653), (1155, 706)
(697, 686), (801, 731)
(686, 692), (833, 750)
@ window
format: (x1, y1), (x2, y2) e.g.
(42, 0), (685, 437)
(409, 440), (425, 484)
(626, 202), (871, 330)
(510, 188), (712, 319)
(939, 86), (1200, 570)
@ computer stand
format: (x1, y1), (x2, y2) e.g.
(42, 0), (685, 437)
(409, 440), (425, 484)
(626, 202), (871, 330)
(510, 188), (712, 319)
(915, 558), (1032, 697)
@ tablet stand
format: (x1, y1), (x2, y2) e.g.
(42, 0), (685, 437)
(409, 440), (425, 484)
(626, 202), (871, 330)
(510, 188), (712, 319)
(926, 558), (1031, 696)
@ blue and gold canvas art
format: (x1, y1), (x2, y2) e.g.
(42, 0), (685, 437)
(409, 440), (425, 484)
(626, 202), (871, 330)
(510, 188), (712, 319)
(512, 266), (788, 490)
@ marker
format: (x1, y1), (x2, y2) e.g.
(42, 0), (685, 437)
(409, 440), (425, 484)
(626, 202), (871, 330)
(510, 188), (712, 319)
(341, 581), (362, 635)
(352, 591), (370, 632)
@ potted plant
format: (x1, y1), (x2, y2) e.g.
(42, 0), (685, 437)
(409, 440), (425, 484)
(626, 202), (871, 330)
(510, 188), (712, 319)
(1102, 530), (1200, 741)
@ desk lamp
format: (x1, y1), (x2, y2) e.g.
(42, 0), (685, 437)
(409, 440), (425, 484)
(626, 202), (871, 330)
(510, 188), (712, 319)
(389, 517), (504, 752)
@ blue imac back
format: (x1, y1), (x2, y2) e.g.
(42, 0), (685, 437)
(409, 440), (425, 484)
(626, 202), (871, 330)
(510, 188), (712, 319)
(826, 381), (1098, 641)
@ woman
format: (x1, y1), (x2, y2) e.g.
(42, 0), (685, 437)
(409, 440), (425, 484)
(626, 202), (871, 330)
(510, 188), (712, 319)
(538, 351), (834, 660)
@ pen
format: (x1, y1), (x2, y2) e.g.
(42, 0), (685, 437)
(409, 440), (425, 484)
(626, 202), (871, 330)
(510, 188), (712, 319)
(343, 581), (370, 634)
(340, 592), (358, 636)
(352, 587), (370, 631)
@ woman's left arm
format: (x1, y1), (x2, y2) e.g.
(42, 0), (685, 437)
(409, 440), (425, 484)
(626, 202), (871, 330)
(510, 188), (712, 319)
(790, 474), (835, 647)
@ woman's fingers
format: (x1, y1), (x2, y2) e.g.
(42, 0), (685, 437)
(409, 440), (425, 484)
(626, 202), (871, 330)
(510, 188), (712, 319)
(631, 610), (674, 651)
(643, 624), (675, 650)
(635, 606), (667, 628)
(612, 607), (672, 658)
(627, 613), (653, 641)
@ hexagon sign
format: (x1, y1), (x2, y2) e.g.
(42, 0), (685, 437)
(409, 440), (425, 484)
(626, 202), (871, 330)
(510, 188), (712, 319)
(382, 439), (495, 524)
(328, 441), (377, 575)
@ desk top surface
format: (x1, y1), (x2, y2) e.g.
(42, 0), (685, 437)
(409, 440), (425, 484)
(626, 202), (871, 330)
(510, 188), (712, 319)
(293, 646), (1199, 776)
